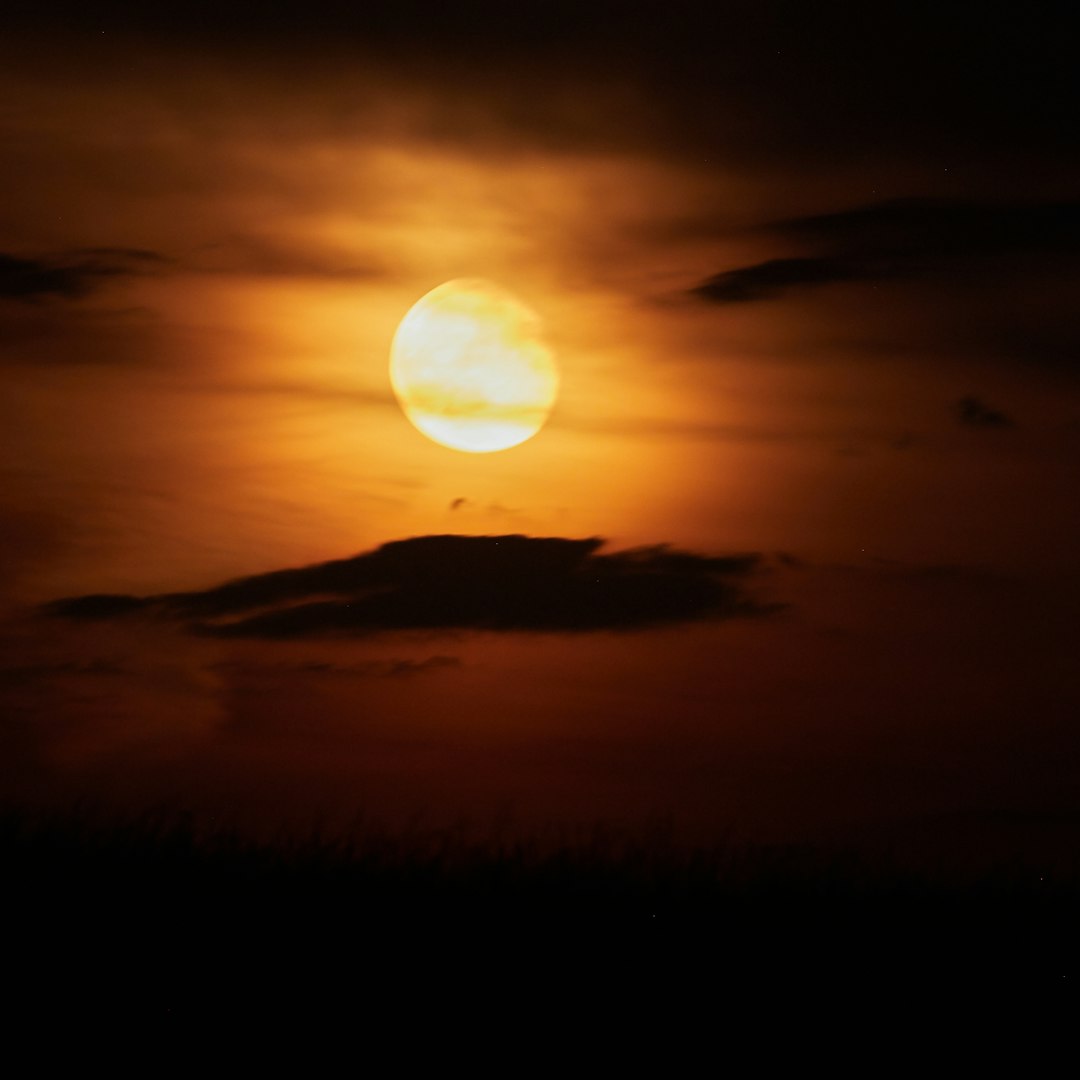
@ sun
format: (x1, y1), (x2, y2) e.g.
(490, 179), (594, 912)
(389, 279), (559, 453)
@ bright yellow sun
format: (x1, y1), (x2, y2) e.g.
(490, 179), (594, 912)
(389, 278), (559, 453)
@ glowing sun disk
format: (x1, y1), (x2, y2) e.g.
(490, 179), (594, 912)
(389, 279), (559, 453)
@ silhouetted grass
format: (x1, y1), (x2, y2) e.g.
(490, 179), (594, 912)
(4, 802), (1077, 1009)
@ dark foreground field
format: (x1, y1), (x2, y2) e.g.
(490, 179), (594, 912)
(5, 805), (1078, 1013)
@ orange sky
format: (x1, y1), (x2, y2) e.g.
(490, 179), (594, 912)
(2, 8), (1079, 852)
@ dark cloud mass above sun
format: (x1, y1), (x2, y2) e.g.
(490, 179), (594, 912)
(44, 535), (775, 638)
(5, 2), (1077, 166)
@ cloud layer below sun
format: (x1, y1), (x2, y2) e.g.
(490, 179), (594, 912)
(44, 534), (775, 637)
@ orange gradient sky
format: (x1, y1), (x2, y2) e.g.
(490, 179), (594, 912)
(2, 6), (1079, 850)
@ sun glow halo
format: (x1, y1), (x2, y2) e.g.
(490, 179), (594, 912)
(389, 279), (559, 453)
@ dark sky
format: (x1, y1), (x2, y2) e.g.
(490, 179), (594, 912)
(1, 2), (1078, 853)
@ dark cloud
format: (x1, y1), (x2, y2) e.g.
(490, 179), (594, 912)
(691, 256), (878, 304)
(44, 534), (775, 638)
(691, 199), (1080, 304)
(0, 249), (168, 302)
(954, 396), (1013, 429)
(0, 254), (107, 301)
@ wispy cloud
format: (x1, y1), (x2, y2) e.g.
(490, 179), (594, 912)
(0, 249), (169, 302)
(691, 256), (877, 304)
(954, 395), (1013, 429)
(691, 198), (1080, 304)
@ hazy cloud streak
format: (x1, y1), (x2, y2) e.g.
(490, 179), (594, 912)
(0, 250), (168, 302)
